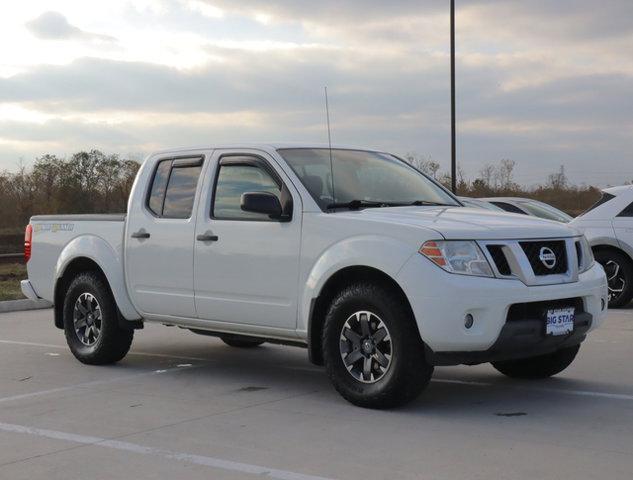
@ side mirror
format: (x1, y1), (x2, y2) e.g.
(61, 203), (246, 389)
(240, 192), (283, 218)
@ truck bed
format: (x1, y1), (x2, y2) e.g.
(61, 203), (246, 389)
(27, 214), (127, 302)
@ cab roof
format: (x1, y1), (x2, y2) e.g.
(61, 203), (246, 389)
(149, 143), (389, 157)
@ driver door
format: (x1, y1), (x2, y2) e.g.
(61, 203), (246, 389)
(193, 150), (302, 331)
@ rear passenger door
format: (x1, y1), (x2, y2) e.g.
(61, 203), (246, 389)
(193, 150), (302, 331)
(125, 154), (205, 319)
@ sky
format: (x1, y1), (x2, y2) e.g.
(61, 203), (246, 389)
(0, 0), (632, 186)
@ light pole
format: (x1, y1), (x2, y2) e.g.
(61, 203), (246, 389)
(450, 0), (457, 194)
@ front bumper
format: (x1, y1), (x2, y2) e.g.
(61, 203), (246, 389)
(426, 311), (592, 366)
(397, 255), (608, 360)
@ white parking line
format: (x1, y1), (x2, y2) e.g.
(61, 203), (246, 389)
(432, 378), (492, 387)
(0, 365), (197, 404)
(0, 422), (335, 480)
(431, 378), (633, 401)
(0, 339), (209, 362)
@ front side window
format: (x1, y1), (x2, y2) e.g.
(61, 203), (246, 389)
(147, 158), (202, 218)
(213, 162), (281, 220)
(277, 148), (459, 211)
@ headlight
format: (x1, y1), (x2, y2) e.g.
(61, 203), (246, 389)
(578, 236), (594, 273)
(419, 240), (494, 277)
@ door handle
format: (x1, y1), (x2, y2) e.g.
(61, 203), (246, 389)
(196, 233), (218, 242)
(131, 230), (150, 239)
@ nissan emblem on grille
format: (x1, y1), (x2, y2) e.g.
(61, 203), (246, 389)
(539, 247), (557, 269)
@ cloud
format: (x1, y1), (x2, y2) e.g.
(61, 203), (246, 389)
(185, 0), (224, 19)
(1, 47), (631, 184)
(25, 11), (115, 43)
(1, 1), (632, 185)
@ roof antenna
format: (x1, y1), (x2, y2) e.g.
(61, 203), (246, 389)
(324, 86), (336, 204)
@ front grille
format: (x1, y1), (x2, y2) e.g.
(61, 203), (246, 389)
(487, 245), (512, 276)
(507, 297), (584, 322)
(519, 240), (568, 276)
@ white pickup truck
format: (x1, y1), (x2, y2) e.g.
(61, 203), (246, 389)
(22, 144), (608, 408)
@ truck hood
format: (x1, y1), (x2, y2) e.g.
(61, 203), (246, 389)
(339, 206), (578, 240)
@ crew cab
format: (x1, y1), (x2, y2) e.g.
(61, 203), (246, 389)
(22, 144), (609, 408)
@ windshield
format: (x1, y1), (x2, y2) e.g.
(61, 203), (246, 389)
(277, 148), (459, 210)
(518, 201), (573, 223)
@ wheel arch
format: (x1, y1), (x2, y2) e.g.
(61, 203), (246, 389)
(53, 237), (141, 329)
(592, 243), (633, 266)
(307, 265), (418, 366)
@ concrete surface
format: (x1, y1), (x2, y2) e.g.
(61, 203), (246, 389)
(0, 308), (632, 480)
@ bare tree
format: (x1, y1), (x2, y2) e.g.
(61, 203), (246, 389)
(546, 165), (568, 190)
(497, 159), (517, 190)
(478, 163), (496, 188)
(404, 153), (441, 179)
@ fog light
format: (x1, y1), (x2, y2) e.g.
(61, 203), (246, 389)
(464, 314), (474, 329)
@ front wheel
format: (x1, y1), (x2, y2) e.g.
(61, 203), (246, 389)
(63, 272), (134, 365)
(491, 344), (580, 379)
(322, 282), (433, 409)
(594, 250), (633, 308)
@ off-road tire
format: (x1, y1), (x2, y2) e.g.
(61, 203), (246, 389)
(63, 272), (134, 365)
(322, 282), (433, 409)
(492, 344), (580, 379)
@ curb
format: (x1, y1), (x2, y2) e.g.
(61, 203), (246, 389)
(0, 299), (52, 314)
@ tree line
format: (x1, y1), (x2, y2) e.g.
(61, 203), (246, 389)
(404, 154), (604, 216)
(0, 150), (140, 253)
(0, 149), (613, 252)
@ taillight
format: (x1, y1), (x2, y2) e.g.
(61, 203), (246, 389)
(24, 224), (33, 263)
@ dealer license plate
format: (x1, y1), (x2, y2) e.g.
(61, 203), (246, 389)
(546, 307), (575, 336)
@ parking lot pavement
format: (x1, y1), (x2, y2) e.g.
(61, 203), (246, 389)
(0, 309), (632, 480)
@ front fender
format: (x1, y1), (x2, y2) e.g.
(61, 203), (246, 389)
(298, 235), (416, 333)
(55, 235), (141, 320)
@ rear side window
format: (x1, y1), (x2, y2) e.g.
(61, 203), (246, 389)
(490, 202), (527, 215)
(582, 192), (615, 215)
(147, 157), (203, 218)
(163, 165), (202, 218)
(617, 201), (633, 217)
(148, 160), (171, 215)
(213, 164), (280, 220)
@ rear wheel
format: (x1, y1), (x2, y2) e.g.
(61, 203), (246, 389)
(63, 272), (133, 365)
(492, 344), (580, 379)
(594, 249), (633, 308)
(322, 282), (433, 409)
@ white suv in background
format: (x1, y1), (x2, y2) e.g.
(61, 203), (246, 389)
(481, 197), (574, 223)
(571, 185), (633, 307)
